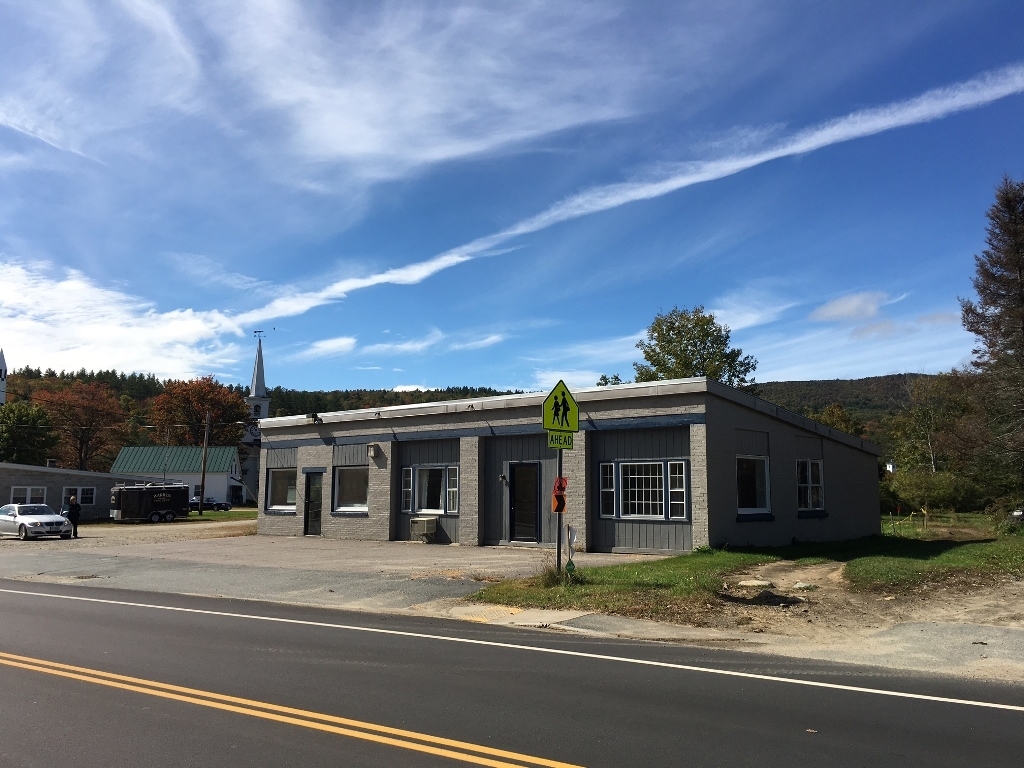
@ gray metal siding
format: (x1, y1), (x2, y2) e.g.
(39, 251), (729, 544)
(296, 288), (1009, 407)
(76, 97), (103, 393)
(592, 518), (693, 552)
(591, 426), (693, 553)
(795, 436), (823, 459)
(482, 434), (558, 544)
(395, 439), (461, 543)
(395, 514), (459, 544)
(398, 439), (460, 467)
(594, 427), (690, 461)
(265, 448), (298, 469)
(736, 429), (769, 456)
(333, 444), (369, 466)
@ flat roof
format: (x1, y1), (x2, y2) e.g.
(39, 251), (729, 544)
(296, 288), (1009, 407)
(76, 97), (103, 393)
(259, 377), (879, 455)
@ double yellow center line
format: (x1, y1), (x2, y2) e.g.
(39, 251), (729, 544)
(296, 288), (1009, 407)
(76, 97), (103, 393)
(0, 650), (582, 768)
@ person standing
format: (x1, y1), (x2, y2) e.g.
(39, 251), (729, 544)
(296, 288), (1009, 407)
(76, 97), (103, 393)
(66, 495), (81, 538)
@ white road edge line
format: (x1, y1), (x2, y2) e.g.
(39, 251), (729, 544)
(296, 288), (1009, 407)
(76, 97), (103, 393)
(2, 587), (1022, 713)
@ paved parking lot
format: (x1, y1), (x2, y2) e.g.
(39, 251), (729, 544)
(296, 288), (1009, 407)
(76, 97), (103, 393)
(0, 523), (660, 612)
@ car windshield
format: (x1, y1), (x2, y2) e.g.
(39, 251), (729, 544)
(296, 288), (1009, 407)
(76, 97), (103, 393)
(19, 505), (55, 516)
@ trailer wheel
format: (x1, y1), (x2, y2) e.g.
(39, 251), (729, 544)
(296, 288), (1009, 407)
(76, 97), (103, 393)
(163, 511), (176, 523)
(149, 511), (162, 523)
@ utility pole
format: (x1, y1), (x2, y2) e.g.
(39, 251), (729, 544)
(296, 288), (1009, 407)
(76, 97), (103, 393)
(198, 410), (211, 516)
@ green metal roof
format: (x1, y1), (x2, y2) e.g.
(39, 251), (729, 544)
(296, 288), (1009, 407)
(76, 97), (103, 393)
(111, 446), (240, 475)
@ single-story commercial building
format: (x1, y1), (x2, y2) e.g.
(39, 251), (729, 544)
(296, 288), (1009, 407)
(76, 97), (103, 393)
(111, 446), (245, 506)
(0, 462), (159, 521)
(255, 378), (881, 553)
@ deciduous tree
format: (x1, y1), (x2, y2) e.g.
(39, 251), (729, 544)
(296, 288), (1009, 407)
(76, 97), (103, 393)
(34, 382), (127, 470)
(151, 376), (248, 446)
(633, 306), (757, 389)
(0, 400), (59, 465)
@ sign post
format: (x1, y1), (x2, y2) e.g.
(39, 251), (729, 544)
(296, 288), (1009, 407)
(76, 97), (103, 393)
(543, 380), (579, 573)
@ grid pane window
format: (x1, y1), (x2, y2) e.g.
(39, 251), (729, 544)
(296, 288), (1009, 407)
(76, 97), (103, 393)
(599, 463), (615, 517)
(14, 487), (46, 504)
(446, 468), (459, 513)
(268, 470), (296, 508)
(737, 457), (769, 511)
(335, 467), (369, 510)
(668, 462), (687, 518)
(797, 459), (824, 511)
(620, 463), (664, 517)
(401, 468), (413, 512)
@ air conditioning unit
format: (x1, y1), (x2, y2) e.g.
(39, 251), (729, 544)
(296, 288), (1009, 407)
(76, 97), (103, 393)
(409, 516), (437, 542)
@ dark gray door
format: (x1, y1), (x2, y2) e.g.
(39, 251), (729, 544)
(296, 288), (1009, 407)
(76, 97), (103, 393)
(510, 463), (539, 542)
(304, 473), (323, 536)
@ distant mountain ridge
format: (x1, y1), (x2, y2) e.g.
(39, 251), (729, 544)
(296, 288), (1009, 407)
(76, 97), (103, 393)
(758, 373), (932, 423)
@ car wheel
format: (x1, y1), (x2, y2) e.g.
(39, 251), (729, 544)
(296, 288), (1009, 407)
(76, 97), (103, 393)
(60, 533), (72, 539)
(149, 512), (162, 523)
(163, 511), (176, 523)
(18, 525), (29, 541)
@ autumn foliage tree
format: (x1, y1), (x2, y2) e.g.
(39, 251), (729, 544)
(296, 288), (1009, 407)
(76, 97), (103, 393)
(34, 382), (127, 470)
(150, 377), (248, 446)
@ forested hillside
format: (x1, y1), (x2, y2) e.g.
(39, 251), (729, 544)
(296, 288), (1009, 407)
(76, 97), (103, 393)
(759, 374), (933, 423)
(267, 386), (522, 417)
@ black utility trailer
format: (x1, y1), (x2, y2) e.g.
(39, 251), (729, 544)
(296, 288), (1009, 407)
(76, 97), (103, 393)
(111, 483), (190, 523)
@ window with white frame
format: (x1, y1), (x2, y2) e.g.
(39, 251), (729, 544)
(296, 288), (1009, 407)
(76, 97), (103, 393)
(599, 463), (615, 517)
(404, 466), (459, 514)
(737, 456), (770, 513)
(668, 462), (687, 518)
(446, 467), (459, 514)
(11, 487), (45, 505)
(62, 487), (96, 506)
(193, 485), (202, 497)
(401, 468), (413, 512)
(334, 466), (369, 511)
(598, 460), (689, 520)
(620, 463), (665, 517)
(267, 469), (297, 508)
(797, 459), (824, 510)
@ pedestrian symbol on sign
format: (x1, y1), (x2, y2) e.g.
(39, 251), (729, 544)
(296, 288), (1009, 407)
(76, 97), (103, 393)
(542, 381), (579, 434)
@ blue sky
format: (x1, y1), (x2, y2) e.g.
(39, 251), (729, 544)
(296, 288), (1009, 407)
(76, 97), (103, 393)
(1, 1), (1022, 392)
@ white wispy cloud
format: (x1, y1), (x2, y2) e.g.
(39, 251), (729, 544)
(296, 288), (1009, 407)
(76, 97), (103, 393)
(810, 291), (890, 322)
(294, 336), (358, 360)
(361, 329), (445, 356)
(449, 334), (506, 351)
(233, 63), (1024, 325)
(393, 384), (430, 393)
(711, 282), (799, 331)
(0, 259), (240, 378)
(167, 253), (271, 294)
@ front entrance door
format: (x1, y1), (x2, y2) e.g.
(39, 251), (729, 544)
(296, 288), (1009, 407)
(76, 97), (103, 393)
(509, 463), (539, 542)
(304, 473), (323, 536)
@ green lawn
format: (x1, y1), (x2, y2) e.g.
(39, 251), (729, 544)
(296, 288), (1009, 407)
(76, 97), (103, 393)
(474, 549), (778, 622)
(473, 517), (1024, 622)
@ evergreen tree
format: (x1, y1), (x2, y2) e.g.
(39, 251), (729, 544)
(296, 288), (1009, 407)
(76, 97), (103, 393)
(959, 176), (1024, 489)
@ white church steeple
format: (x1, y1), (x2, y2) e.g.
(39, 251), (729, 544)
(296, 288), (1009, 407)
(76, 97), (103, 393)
(242, 338), (272, 444)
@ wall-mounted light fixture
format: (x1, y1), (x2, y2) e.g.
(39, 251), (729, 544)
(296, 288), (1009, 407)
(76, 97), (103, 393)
(367, 443), (379, 459)
(498, 473), (507, 484)
(306, 413), (324, 425)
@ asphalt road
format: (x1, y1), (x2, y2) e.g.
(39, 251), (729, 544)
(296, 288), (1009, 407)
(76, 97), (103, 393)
(2, 578), (1023, 768)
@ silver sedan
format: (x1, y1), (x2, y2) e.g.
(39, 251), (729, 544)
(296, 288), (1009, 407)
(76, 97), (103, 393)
(0, 504), (74, 540)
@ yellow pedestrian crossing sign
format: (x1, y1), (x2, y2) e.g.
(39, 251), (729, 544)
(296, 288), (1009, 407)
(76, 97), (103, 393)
(543, 380), (579, 433)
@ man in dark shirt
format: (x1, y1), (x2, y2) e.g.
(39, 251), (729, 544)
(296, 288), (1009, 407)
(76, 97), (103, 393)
(66, 495), (81, 538)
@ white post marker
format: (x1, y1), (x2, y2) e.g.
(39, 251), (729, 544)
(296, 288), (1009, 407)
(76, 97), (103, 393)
(543, 380), (579, 572)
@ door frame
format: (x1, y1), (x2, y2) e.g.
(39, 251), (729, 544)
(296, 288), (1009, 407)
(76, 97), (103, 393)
(508, 462), (541, 543)
(303, 471), (324, 536)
